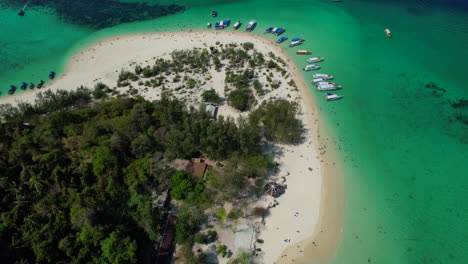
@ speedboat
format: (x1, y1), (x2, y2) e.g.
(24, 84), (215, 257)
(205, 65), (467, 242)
(29, 82), (35, 89)
(20, 82), (27, 89)
(303, 65), (320, 71)
(296, 50), (311, 55)
(265, 27), (274, 33)
(306, 57), (324, 63)
(223, 19), (230, 28)
(215, 21), (220, 28)
(277, 36), (288, 43)
(37, 80), (44, 88)
(271, 27), (278, 33)
(324, 93), (343, 101)
(49, 71), (56, 79)
(212, 10), (217, 17)
(246, 20), (256, 32)
(289, 40), (303, 47)
(233, 21), (241, 30)
(311, 78), (326, 84)
(316, 83), (342, 91)
(8, 85), (16, 94)
(291, 38), (304, 42)
(384, 28), (392, 38)
(313, 74), (333, 80)
(273, 28), (285, 36)
(207, 22), (212, 28)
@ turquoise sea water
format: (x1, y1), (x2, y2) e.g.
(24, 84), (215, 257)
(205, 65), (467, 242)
(1, 0), (467, 263)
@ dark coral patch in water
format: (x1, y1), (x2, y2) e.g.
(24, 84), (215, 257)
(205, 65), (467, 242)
(1, 0), (185, 29)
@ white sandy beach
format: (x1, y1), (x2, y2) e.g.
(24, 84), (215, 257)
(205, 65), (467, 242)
(0, 30), (343, 263)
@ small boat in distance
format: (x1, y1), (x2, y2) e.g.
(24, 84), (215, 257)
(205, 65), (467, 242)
(20, 82), (27, 89)
(296, 50), (311, 55)
(311, 78), (326, 84)
(313, 74), (333, 80)
(49, 71), (56, 79)
(289, 38), (304, 47)
(246, 20), (256, 32)
(325, 93), (343, 101)
(384, 28), (392, 38)
(291, 38), (304, 42)
(207, 22), (211, 28)
(212, 10), (217, 17)
(307, 57), (324, 63)
(303, 65), (320, 71)
(29, 82), (35, 89)
(271, 27), (278, 33)
(233, 21), (241, 30)
(277, 36), (288, 43)
(265, 27), (274, 33)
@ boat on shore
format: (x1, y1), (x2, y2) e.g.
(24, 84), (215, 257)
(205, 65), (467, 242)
(303, 65), (320, 71)
(324, 93), (343, 101)
(384, 28), (392, 38)
(313, 73), (333, 80)
(246, 20), (256, 32)
(296, 50), (311, 55)
(233, 21), (241, 30)
(277, 36), (288, 43)
(307, 57), (324, 63)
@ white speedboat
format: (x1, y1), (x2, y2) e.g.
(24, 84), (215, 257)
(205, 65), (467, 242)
(316, 83), (342, 91)
(311, 78), (326, 84)
(289, 40), (303, 47)
(303, 65), (320, 71)
(324, 93), (343, 101)
(307, 57), (324, 63)
(313, 74), (333, 80)
(233, 21), (241, 30)
(207, 22), (212, 28)
(271, 27), (278, 33)
(246, 20), (256, 32)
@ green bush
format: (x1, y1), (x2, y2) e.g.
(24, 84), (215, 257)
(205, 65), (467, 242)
(202, 89), (220, 104)
(228, 89), (254, 111)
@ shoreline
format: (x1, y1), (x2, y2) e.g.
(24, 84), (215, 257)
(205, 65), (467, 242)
(0, 30), (344, 263)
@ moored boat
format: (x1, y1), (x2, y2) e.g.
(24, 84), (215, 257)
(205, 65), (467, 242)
(246, 20), (256, 32)
(20, 82), (27, 89)
(233, 21), (241, 30)
(296, 50), (311, 55)
(277, 36), (288, 43)
(291, 38), (304, 42)
(273, 28), (285, 36)
(384, 28), (392, 38)
(303, 65), (320, 71)
(313, 73), (333, 80)
(306, 57), (324, 63)
(324, 93), (343, 101)
(271, 27), (278, 33)
(49, 71), (56, 79)
(37, 80), (44, 89)
(207, 22), (211, 28)
(289, 38), (304, 47)
(265, 27), (273, 33)
(316, 83), (342, 91)
(211, 10), (217, 17)
(29, 82), (35, 89)
(311, 78), (326, 84)
(8, 85), (16, 94)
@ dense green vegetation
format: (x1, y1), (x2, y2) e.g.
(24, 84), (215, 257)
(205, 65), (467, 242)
(0, 87), (301, 263)
(228, 89), (255, 111)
